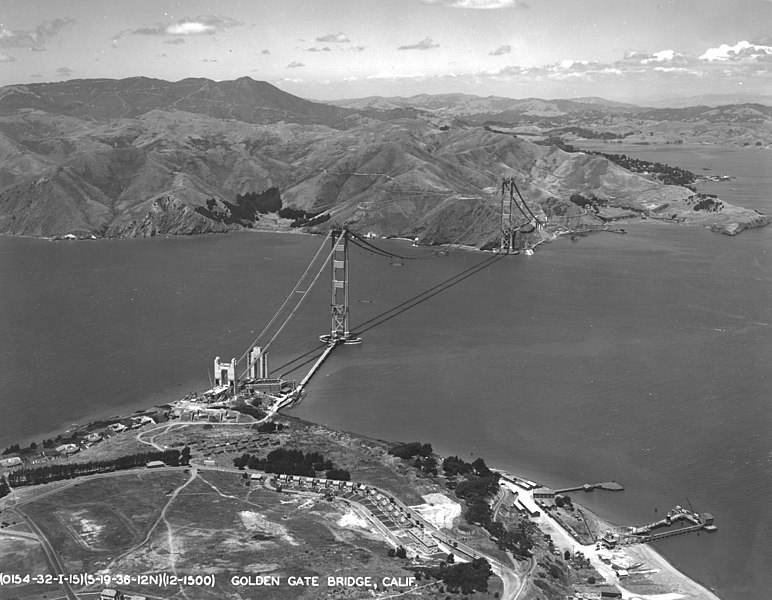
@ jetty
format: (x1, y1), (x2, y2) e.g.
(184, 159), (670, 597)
(615, 505), (717, 545)
(555, 481), (624, 494)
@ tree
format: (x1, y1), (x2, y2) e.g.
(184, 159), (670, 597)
(395, 546), (407, 559)
(564, 550), (571, 560)
(442, 455), (472, 476)
(465, 501), (492, 526)
(2, 444), (20, 456)
(325, 468), (351, 481)
(471, 457), (492, 477)
(421, 456), (438, 476)
(389, 441), (433, 460)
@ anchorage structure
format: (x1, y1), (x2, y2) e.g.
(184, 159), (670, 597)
(320, 227), (362, 346)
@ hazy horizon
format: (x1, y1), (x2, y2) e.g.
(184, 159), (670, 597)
(1, 0), (771, 104)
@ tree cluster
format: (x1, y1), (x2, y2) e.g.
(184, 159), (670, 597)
(444, 454), (533, 558)
(194, 188), (284, 227)
(233, 448), (334, 477)
(688, 194), (723, 212)
(6, 448), (188, 487)
(455, 474), (500, 504)
(546, 127), (633, 141)
(254, 421), (284, 433)
(324, 468), (351, 481)
(278, 207), (331, 228)
(389, 442), (433, 460)
(417, 557), (493, 594)
(237, 187), (282, 214)
(389, 442), (437, 476)
(442, 455), (473, 477)
(0, 478), (10, 499)
(2, 444), (20, 456)
(587, 151), (697, 186)
(387, 545), (408, 558)
(230, 403), (267, 420)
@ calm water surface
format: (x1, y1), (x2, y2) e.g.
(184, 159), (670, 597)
(0, 146), (770, 600)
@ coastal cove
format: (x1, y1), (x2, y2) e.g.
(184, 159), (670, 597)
(1, 145), (770, 600)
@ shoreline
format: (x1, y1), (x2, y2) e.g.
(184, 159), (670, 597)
(574, 502), (721, 600)
(2, 395), (724, 600)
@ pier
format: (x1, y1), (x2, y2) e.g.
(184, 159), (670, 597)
(555, 481), (625, 494)
(618, 505), (716, 545)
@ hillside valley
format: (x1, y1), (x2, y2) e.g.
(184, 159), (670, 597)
(0, 77), (768, 244)
(327, 93), (772, 147)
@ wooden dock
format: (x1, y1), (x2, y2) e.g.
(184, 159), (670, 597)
(555, 481), (624, 494)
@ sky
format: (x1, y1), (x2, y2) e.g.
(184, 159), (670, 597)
(0, 0), (770, 103)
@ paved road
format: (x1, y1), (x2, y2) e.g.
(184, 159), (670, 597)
(5, 505), (79, 600)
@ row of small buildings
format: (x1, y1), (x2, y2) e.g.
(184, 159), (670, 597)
(0, 415), (159, 469)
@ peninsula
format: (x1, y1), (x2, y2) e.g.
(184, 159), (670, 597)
(1, 396), (722, 600)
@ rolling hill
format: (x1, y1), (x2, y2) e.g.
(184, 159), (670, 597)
(0, 77), (767, 244)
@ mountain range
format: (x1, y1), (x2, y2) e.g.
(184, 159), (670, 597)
(0, 77), (768, 244)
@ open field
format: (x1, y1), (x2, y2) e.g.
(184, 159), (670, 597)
(3, 465), (501, 600)
(20, 470), (188, 573)
(0, 535), (59, 600)
(160, 416), (443, 505)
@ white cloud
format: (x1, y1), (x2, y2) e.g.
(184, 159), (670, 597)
(398, 37), (440, 50)
(699, 40), (772, 61)
(0, 18), (74, 49)
(0, 51), (16, 62)
(490, 45), (512, 56)
(55, 66), (74, 77)
(316, 32), (351, 43)
(132, 15), (242, 37)
(642, 49), (675, 63)
(286, 61), (305, 69)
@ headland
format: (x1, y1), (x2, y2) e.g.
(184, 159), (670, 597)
(1, 391), (722, 600)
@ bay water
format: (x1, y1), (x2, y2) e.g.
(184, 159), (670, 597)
(0, 146), (769, 599)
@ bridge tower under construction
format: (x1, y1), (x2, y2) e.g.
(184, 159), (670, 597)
(500, 178), (516, 254)
(320, 228), (361, 346)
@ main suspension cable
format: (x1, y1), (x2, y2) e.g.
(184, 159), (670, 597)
(236, 230), (332, 366)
